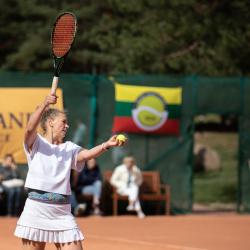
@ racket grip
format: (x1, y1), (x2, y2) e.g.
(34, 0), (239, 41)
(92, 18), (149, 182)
(51, 76), (59, 94)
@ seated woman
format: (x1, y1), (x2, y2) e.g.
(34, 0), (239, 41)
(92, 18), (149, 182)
(71, 158), (103, 216)
(0, 154), (23, 217)
(110, 156), (145, 219)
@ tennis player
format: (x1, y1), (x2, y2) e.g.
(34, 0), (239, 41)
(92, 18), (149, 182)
(14, 92), (126, 250)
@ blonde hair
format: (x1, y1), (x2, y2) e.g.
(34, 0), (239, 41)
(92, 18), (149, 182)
(123, 156), (135, 165)
(40, 108), (67, 135)
(123, 156), (136, 174)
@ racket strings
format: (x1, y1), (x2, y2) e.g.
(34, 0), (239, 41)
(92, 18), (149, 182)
(52, 14), (76, 58)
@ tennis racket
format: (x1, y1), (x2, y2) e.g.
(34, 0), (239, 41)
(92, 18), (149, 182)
(51, 12), (77, 94)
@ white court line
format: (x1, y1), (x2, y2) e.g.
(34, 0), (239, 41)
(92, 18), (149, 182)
(86, 234), (210, 250)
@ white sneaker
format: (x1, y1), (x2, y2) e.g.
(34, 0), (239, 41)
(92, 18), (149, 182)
(126, 205), (135, 211)
(138, 212), (145, 219)
(74, 203), (87, 217)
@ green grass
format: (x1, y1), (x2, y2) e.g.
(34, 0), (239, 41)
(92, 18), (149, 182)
(193, 132), (238, 208)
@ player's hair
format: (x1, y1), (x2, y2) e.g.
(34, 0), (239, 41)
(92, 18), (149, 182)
(40, 108), (67, 135)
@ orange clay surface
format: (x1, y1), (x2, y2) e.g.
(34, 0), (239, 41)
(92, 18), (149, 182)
(1, 213), (250, 250)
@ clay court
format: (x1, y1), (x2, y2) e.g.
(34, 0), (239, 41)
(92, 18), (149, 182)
(1, 212), (249, 250)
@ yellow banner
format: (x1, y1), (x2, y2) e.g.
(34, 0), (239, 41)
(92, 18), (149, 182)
(0, 88), (63, 164)
(114, 82), (182, 105)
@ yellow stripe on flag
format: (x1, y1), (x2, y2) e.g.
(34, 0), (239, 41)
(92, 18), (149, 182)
(115, 83), (182, 104)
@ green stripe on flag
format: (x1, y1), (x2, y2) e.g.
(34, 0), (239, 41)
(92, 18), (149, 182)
(115, 101), (181, 119)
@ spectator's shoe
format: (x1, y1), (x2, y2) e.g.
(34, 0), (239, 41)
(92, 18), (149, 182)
(137, 212), (146, 219)
(74, 203), (87, 217)
(126, 205), (135, 211)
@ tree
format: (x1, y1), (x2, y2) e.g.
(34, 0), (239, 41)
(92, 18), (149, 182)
(0, 0), (250, 76)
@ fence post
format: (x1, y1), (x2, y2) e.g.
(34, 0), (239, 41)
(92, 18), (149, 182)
(237, 75), (244, 213)
(89, 70), (97, 149)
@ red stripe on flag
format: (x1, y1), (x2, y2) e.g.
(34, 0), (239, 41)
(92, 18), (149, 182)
(112, 117), (180, 135)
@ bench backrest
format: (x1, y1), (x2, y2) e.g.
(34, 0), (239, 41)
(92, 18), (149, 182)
(103, 171), (161, 194)
(140, 171), (161, 193)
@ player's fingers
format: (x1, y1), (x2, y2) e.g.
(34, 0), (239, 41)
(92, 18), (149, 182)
(49, 98), (57, 104)
(50, 94), (58, 101)
(109, 135), (118, 144)
(112, 135), (118, 141)
(48, 93), (58, 100)
(121, 138), (127, 146)
(46, 94), (56, 103)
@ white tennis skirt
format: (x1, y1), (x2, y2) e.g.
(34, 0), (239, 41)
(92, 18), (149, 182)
(14, 198), (84, 243)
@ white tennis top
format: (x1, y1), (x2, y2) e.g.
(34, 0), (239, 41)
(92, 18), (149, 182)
(23, 133), (85, 195)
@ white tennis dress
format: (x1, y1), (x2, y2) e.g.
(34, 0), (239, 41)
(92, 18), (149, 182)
(14, 134), (85, 243)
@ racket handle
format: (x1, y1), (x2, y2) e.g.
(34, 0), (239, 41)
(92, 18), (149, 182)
(51, 76), (59, 94)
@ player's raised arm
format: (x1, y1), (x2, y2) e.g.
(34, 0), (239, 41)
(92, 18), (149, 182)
(77, 135), (127, 162)
(24, 93), (57, 151)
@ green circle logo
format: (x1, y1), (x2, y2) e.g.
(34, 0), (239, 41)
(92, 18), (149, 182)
(132, 92), (168, 131)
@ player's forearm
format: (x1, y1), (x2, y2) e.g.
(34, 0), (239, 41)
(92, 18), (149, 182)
(26, 103), (47, 133)
(77, 135), (124, 162)
(77, 143), (109, 162)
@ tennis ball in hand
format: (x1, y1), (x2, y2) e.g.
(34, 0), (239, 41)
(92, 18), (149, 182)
(116, 134), (126, 143)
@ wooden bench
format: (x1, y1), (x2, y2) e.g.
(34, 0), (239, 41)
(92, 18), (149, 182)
(103, 171), (170, 216)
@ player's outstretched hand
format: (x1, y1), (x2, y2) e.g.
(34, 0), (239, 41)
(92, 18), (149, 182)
(42, 93), (58, 107)
(106, 135), (127, 148)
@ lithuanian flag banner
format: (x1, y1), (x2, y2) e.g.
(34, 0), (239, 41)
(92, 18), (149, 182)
(111, 79), (182, 135)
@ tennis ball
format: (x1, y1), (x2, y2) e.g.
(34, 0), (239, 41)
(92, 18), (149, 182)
(116, 134), (126, 143)
(137, 95), (164, 126)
